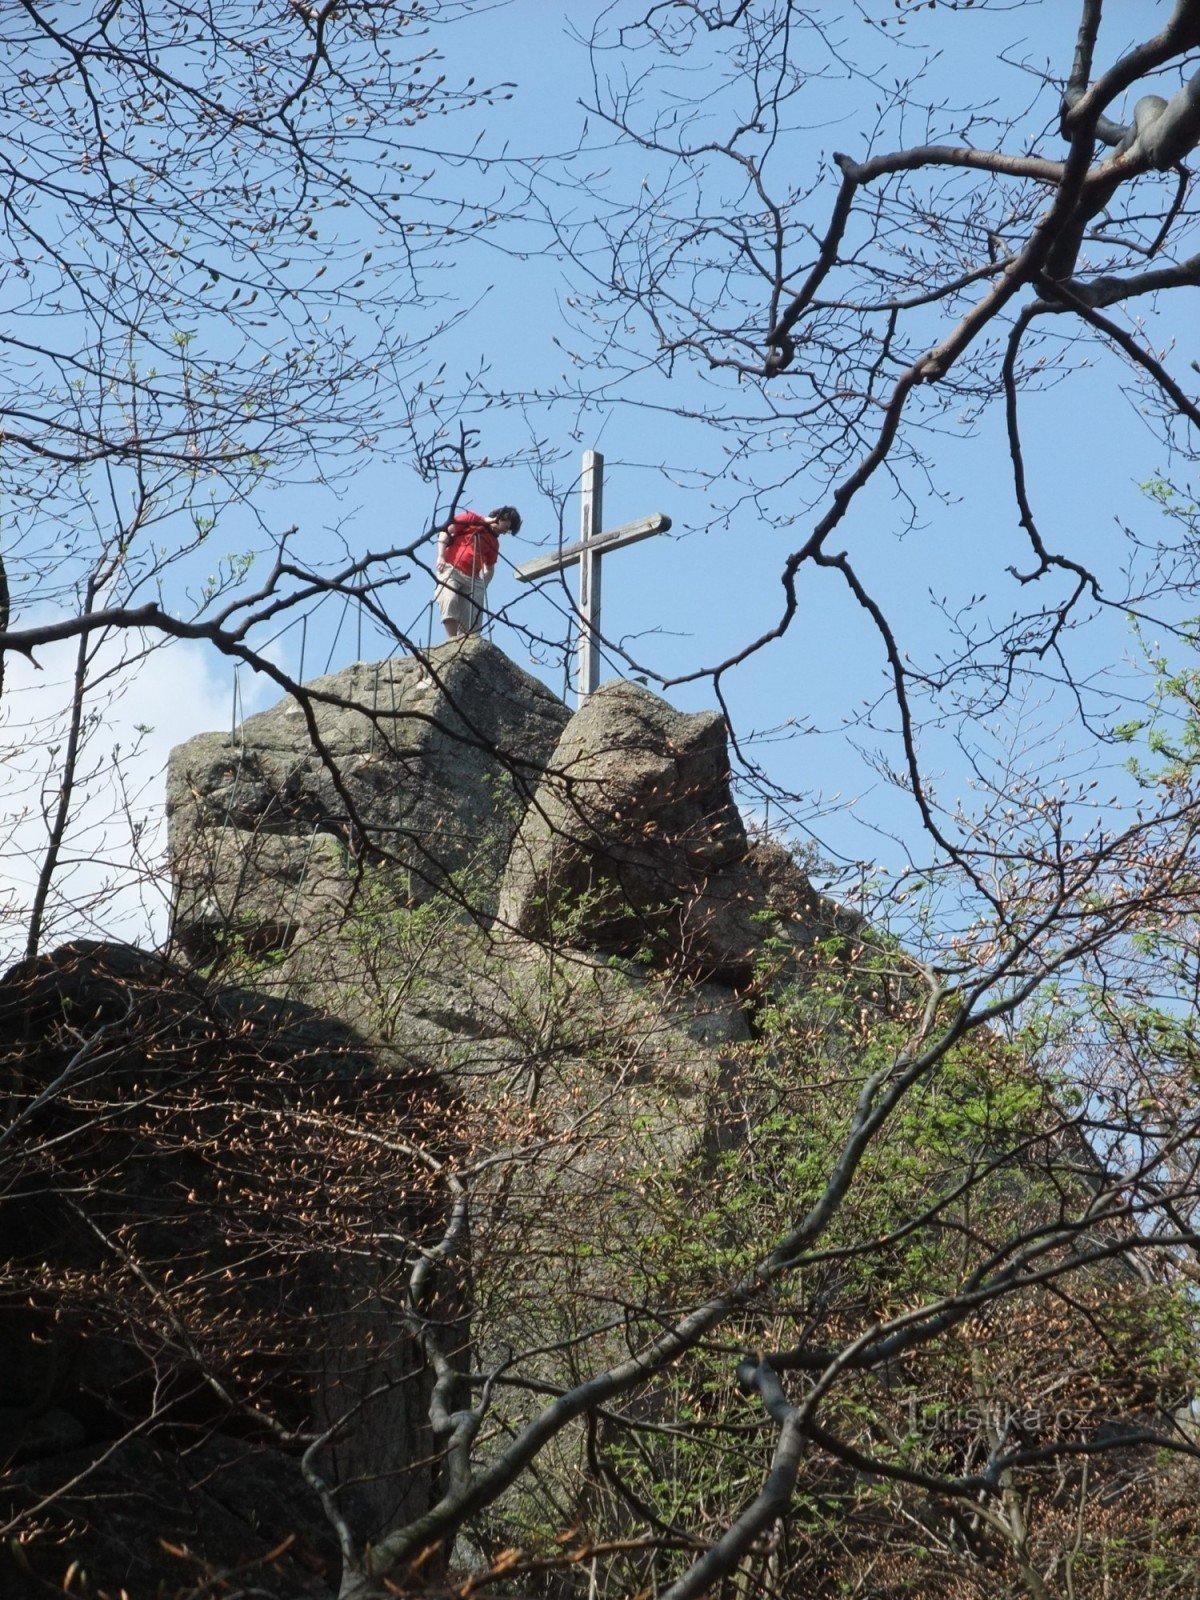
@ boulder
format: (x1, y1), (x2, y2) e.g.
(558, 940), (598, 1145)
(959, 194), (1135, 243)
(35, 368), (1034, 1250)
(0, 940), (459, 1586)
(167, 637), (570, 961)
(0, 904), (757, 1592)
(499, 681), (775, 982)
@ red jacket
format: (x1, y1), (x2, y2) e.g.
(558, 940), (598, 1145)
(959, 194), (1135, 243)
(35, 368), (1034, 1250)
(442, 511), (498, 578)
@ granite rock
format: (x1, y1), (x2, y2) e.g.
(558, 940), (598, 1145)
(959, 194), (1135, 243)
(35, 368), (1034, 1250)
(167, 637), (570, 960)
(499, 681), (773, 981)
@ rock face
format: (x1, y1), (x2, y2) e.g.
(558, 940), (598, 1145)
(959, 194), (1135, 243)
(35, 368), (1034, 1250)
(5, 654), (859, 1594)
(167, 638), (571, 961)
(8, 652), (1189, 1599)
(167, 651), (850, 987)
(499, 682), (775, 982)
(0, 941), (456, 1598)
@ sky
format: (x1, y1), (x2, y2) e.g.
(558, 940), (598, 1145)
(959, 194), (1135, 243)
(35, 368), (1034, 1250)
(2, 0), (1195, 961)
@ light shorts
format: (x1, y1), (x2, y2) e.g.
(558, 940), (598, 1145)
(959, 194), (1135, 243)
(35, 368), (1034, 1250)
(435, 567), (489, 633)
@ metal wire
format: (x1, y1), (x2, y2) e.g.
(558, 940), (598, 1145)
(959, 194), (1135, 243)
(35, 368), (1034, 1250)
(323, 592), (350, 675)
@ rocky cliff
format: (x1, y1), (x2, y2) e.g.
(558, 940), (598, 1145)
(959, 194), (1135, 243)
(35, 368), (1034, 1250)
(4, 642), (851, 1597)
(165, 637), (850, 985)
(4, 641), (1194, 1600)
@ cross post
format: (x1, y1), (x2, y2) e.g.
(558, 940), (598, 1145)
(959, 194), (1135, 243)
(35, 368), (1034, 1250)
(578, 449), (603, 699)
(513, 450), (671, 706)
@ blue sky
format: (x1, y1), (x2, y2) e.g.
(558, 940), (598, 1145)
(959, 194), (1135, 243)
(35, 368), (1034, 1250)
(3, 0), (1195, 955)
(293, 1), (1189, 878)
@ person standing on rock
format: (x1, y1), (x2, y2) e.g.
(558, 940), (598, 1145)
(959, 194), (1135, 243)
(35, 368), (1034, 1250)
(434, 505), (521, 638)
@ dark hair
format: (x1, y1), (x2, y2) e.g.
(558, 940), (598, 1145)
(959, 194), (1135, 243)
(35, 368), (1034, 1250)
(489, 505), (521, 534)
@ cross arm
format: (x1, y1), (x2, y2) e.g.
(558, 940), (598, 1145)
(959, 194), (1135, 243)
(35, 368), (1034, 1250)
(513, 514), (672, 583)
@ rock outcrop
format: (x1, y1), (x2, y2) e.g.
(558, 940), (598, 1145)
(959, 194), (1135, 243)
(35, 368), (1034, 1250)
(497, 682), (767, 981)
(167, 647), (851, 988)
(5, 649), (1193, 1600)
(4, 654), (850, 1595)
(0, 941), (454, 1597)
(167, 638), (571, 961)
(498, 681), (855, 983)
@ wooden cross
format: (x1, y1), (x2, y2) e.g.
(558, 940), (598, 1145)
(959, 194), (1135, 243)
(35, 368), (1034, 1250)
(513, 450), (671, 704)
